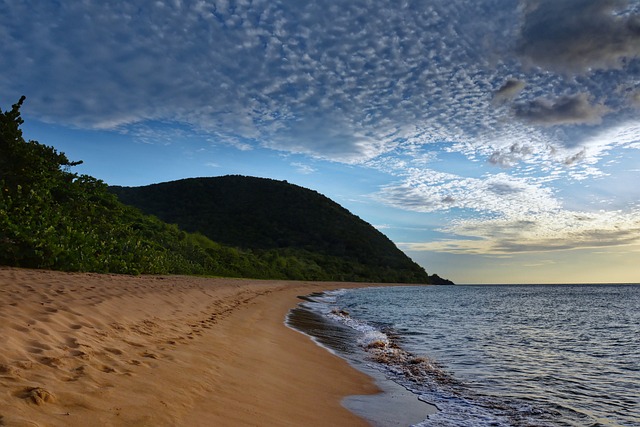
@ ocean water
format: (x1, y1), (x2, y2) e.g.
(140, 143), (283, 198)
(288, 284), (640, 427)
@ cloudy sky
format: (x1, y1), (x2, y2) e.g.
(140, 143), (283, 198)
(2, 0), (639, 284)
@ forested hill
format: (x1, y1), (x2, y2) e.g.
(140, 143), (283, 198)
(109, 176), (435, 283)
(2, 97), (449, 283)
(1, 97), (447, 283)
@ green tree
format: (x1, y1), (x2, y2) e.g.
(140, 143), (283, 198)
(1, 97), (447, 284)
(1, 97), (259, 276)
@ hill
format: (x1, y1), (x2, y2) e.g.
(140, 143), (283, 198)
(1, 97), (277, 277)
(1, 96), (446, 283)
(109, 176), (434, 283)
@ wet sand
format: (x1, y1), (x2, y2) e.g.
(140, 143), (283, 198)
(0, 267), (384, 426)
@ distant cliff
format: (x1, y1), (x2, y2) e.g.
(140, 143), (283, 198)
(110, 176), (442, 283)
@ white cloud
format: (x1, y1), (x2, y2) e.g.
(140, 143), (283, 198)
(1, 0), (636, 174)
(0, 1), (513, 161)
(488, 142), (534, 168)
(2, 0), (640, 263)
(375, 170), (560, 216)
(374, 155), (640, 255)
(291, 162), (316, 174)
(403, 209), (640, 254)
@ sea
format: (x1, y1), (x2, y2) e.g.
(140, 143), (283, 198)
(287, 284), (640, 427)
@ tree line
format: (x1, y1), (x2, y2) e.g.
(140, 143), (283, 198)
(2, 97), (440, 283)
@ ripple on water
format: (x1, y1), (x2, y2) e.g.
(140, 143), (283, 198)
(298, 284), (640, 427)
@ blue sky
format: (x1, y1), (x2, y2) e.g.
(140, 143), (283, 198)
(2, 0), (639, 284)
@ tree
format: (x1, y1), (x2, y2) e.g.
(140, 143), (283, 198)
(1, 96), (82, 193)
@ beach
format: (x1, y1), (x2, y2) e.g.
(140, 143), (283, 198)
(0, 267), (380, 426)
(311, 285), (640, 426)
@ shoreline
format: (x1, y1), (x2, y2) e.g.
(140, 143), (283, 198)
(287, 290), (438, 427)
(0, 267), (413, 426)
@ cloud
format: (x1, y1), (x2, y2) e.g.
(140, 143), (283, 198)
(563, 149), (587, 166)
(374, 171), (560, 216)
(402, 209), (640, 254)
(0, 0), (636, 180)
(488, 142), (534, 167)
(291, 162), (316, 174)
(514, 93), (609, 126)
(0, 0), (519, 163)
(493, 79), (526, 102)
(373, 154), (640, 256)
(554, 120), (640, 170)
(517, 0), (640, 72)
(3, 0), (639, 268)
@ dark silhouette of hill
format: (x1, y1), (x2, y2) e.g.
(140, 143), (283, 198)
(2, 97), (272, 277)
(110, 176), (435, 283)
(3, 97), (450, 283)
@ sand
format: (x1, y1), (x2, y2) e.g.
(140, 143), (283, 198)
(0, 267), (382, 426)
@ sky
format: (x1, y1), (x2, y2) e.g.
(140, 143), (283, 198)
(1, 0), (639, 284)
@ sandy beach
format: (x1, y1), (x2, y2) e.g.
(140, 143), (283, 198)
(0, 267), (381, 426)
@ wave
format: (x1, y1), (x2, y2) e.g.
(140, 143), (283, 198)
(290, 288), (593, 427)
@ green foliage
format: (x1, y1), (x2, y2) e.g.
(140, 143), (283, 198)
(1, 97), (441, 283)
(110, 176), (433, 283)
(0, 97), (272, 277)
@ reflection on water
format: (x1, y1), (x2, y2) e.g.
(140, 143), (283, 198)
(295, 284), (640, 427)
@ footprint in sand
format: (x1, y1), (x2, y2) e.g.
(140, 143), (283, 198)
(10, 324), (29, 333)
(65, 337), (80, 349)
(39, 357), (64, 368)
(15, 361), (33, 370)
(123, 339), (145, 348)
(69, 350), (87, 358)
(0, 364), (18, 378)
(15, 387), (56, 405)
(26, 341), (52, 355)
(67, 365), (87, 381)
(27, 340), (52, 351)
(141, 351), (159, 359)
(200, 322), (213, 330)
(100, 366), (116, 374)
(104, 347), (123, 356)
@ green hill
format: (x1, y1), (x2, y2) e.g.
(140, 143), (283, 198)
(109, 177), (433, 283)
(1, 96), (447, 283)
(1, 98), (276, 277)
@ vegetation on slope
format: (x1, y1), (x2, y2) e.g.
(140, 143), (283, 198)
(109, 176), (432, 283)
(0, 97), (272, 277)
(1, 97), (442, 283)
